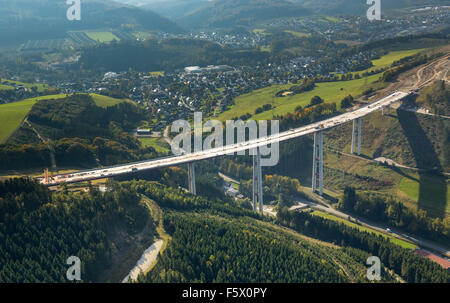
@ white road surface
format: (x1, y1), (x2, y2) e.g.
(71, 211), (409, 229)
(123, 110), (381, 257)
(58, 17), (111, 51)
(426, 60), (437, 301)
(38, 91), (409, 186)
(122, 239), (163, 283)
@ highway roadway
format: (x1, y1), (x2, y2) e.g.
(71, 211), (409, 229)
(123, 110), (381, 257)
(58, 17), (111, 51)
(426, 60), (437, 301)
(38, 91), (409, 186)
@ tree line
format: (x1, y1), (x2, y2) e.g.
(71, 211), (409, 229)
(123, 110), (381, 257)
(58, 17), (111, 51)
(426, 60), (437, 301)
(0, 178), (152, 282)
(339, 187), (450, 244)
(277, 207), (450, 283)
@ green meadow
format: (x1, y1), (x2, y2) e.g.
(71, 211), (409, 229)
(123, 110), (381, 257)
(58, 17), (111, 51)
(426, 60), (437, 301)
(0, 94), (133, 142)
(0, 100), (38, 143)
(0, 78), (50, 92)
(217, 47), (431, 121)
(370, 49), (428, 70)
(90, 94), (134, 108)
(85, 31), (120, 43)
(218, 74), (381, 121)
(138, 137), (170, 154)
(398, 176), (450, 215)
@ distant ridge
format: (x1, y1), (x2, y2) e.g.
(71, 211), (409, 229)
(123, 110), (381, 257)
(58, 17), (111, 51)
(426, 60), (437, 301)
(177, 0), (310, 29)
(0, 0), (184, 45)
(291, 0), (450, 15)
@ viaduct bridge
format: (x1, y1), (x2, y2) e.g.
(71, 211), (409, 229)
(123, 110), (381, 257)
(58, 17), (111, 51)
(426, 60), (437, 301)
(39, 91), (410, 212)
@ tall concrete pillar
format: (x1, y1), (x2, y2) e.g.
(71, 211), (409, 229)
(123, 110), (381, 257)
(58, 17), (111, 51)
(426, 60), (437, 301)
(253, 148), (263, 212)
(312, 131), (324, 195)
(318, 131), (324, 196)
(351, 119), (357, 154)
(188, 162), (196, 195)
(358, 118), (362, 156)
(351, 118), (362, 156)
(257, 148), (263, 212)
(252, 154), (258, 211)
(312, 133), (318, 192)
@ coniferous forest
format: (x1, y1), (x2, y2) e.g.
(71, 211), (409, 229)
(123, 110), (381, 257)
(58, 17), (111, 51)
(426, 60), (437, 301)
(1, 178), (449, 283)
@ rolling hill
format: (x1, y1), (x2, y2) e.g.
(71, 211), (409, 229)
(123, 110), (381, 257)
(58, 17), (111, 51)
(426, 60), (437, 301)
(115, 0), (209, 20)
(292, 0), (450, 15)
(0, 0), (183, 46)
(177, 0), (310, 29)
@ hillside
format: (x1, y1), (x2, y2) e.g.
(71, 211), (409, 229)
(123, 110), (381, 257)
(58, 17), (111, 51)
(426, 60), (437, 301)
(79, 38), (271, 72)
(0, 0), (183, 46)
(0, 178), (153, 282)
(0, 94), (160, 170)
(140, 0), (209, 20)
(292, 0), (450, 15)
(178, 0), (310, 29)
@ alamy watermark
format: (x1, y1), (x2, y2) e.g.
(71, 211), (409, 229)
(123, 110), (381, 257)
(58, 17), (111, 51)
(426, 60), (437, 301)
(367, 0), (381, 21)
(66, 256), (81, 281)
(170, 112), (280, 167)
(66, 0), (81, 21)
(366, 256), (381, 281)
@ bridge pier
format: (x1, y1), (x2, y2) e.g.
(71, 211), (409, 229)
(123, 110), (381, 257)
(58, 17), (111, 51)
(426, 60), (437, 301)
(188, 162), (196, 195)
(312, 131), (324, 196)
(252, 148), (264, 212)
(351, 118), (362, 155)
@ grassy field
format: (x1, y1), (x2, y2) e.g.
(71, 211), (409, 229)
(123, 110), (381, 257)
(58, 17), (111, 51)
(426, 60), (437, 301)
(0, 100), (38, 143)
(0, 94), (71, 142)
(0, 94), (133, 143)
(322, 104), (449, 218)
(312, 210), (417, 249)
(85, 31), (119, 43)
(284, 30), (311, 38)
(371, 49), (428, 70)
(0, 84), (14, 90)
(90, 94), (134, 108)
(398, 176), (450, 214)
(322, 149), (449, 217)
(343, 48), (428, 77)
(218, 74), (381, 121)
(0, 78), (50, 92)
(149, 71), (165, 77)
(138, 137), (170, 154)
(217, 46), (430, 121)
(318, 16), (342, 23)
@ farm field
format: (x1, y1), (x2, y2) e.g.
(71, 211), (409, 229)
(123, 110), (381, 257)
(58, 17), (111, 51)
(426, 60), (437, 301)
(218, 73), (381, 121)
(0, 78), (50, 92)
(398, 175), (450, 215)
(90, 94), (134, 108)
(370, 48), (428, 70)
(21, 39), (67, 51)
(311, 210), (417, 249)
(285, 30), (310, 37)
(149, 71), (165, 77)
(85, 31), (120, 43)
(138, 137), (170, 154)
(0, 100), (37, 143)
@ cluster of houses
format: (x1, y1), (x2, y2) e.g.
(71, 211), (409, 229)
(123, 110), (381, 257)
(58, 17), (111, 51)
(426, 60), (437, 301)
(36, 44), (378, 132)
(263, 7), (450, 43)
(189, 31), (264, 49)
(0, 80), (41, 104)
